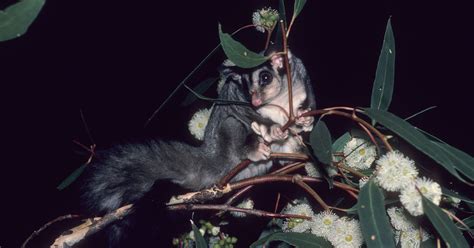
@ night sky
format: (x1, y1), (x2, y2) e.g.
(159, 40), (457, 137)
(1, 0), (472, 247)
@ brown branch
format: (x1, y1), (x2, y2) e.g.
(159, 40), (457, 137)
(168, 204), (312, 220)
(281, 21), (294, 120)
(22, 214), (81, 248)
(292, 175), (330, 211)
(335, 161), (366, 179)
(301, 109), (393, 151)
(218, 159), (252, 187)
(218, 153), (308, 187)
(51, 204), (133, 248)
(219, 162), (306, 216)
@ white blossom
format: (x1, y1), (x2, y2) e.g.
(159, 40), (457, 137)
(282, 202), (315, 233)
(188, 108), (212, 141)
(310, 210), (339, 239)
(395, 228), (429, 248)
(230, 198), (254, 218)
(305, 162), (320, 177)
(343, 138), (377, 170)
(328, 218), (364, 248)
(400, 177), (442, 216)
(375, 151), (418, 192)
(387, 207), (415, 231)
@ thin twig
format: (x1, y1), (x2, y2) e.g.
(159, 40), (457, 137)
(293, 175), (330, 211)
(168, 204), (312, 220)
(280, 20), (294, 120)
(22, 214), (81, 248)
(51, 204), (133, 248)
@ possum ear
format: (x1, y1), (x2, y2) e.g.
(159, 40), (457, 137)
(270, 53), (284, 70)
(270, 50), (295, 71)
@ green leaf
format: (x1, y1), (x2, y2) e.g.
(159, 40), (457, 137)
(357, 179), (396, 248)
(250, 232), (331, 248)
(57, 164), (87, 190)
(430, 141), (474, 183)
(363, 108), (474, 184)
(442, 187), (474, 204)
(422, 196), (470, 248)
(420, 238), (437, 248)
(332, 132), (351, 153)
(0, 0), (45, 42)
(310, 120), (333, 164)
(293, 0), (307, 19)
(218, 24), (268, 68)
(191, 221), (207, 248)
(181, 77), (218, 106)
(456, 215), (474, 230)
(370, 17), (395, 112)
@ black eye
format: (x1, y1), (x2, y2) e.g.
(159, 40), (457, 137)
(259, 71), (273, 86)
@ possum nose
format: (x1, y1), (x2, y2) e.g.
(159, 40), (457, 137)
(251, 92), (262, 107)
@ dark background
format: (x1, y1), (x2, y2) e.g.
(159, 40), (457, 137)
(1, 0), (472, 247)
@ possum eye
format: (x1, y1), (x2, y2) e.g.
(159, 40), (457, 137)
(259, 71), (273, 86)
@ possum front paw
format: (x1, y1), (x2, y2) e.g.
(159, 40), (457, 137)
(251, 122), (288, 143)
(247, 142), (271, 162)
(296, 108), (314, 132)
(269, 124), (288, 141)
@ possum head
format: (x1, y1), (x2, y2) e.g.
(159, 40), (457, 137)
(248, 53), (287, 107)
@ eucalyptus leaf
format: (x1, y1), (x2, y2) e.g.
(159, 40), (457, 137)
(442, 187), (474, 204)
(218, 24), (268, 68)
(456, 215), (474, 230)
(357, 179), (396, 248)
(422, 196), (469, 248)
(57, 164), (87, 190)
(363, 108), (473, 184)
(0, 0), (45, 41)
(181, 77), (218, 106)
(191, 221), (207, 248)
(250, 232), (331, 248)
(370, 17), (395, 112)
(292, 0), (307, 19)
(310, 120), (333, 165)
(420, 238), (437, 248)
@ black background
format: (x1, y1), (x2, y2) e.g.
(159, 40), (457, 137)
(1, 0), (472, 247)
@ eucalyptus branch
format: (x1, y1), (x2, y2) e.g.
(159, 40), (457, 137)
(218, 153), (308, 187)
(22, 214), (81, 248)
(334, 161), (367, 179)
(299, 108), (394, 151)
(280, 20), (295, 120)
(51, 204), (133, 248)
(293, 175), (330, 211)
(219, 162), (305, 216)
(168, 204), (312, 220)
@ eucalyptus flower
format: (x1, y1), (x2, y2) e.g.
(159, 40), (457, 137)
(282, 202), (315, 233)
(328, 218), (364, 248)
(375, 151), (418, 192)
(252, 7), (279, 33)
(400, 177), (442, 216)
(230, 198), (254, 218)
(395, 228), (429, 248)
(310, 210), (339, 239)
(188, 108), (212, 141)
(343, 138), (377, 170)
(387, 207), (415, 231)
